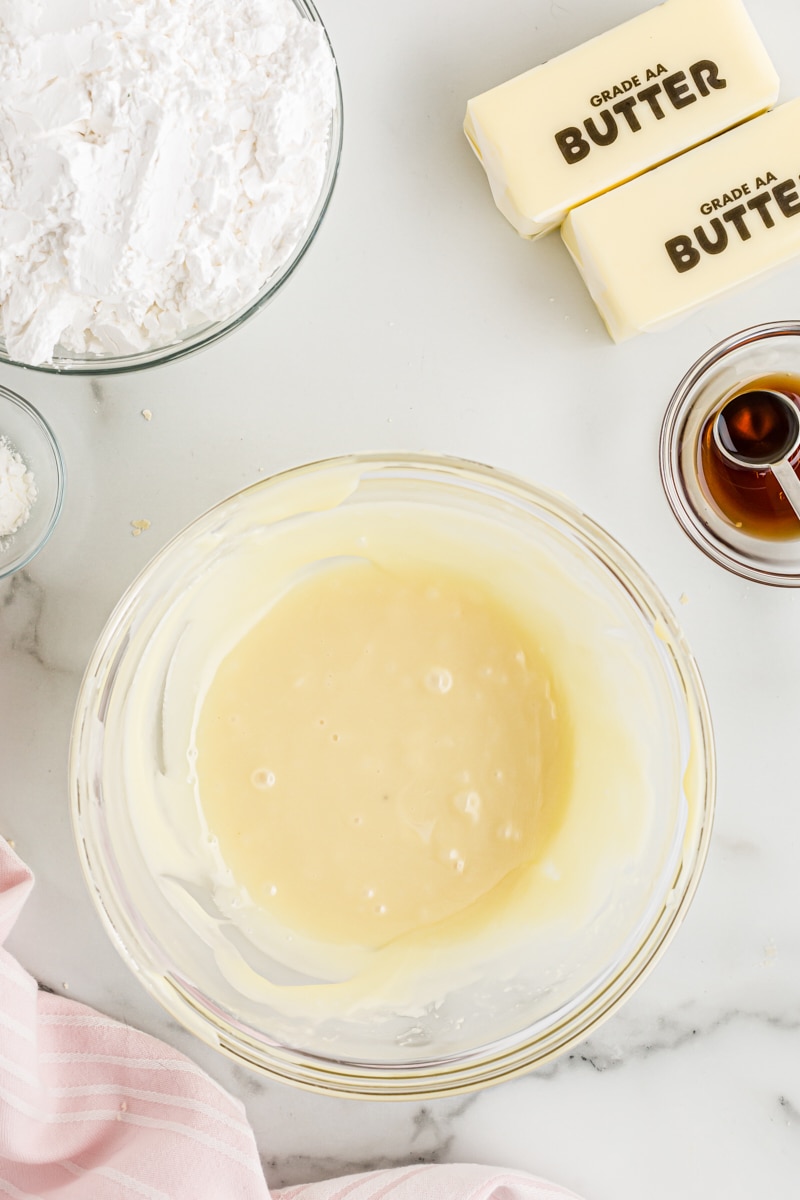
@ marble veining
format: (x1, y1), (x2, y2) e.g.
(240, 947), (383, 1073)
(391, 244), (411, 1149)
(262, 1099), (481, 1188)
(2, 571), (45, 658)
(3, 1), (800, 1198)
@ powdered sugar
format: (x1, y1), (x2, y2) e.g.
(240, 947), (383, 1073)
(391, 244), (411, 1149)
(0, 437), (37, 542)
(0, 0), (337, 365)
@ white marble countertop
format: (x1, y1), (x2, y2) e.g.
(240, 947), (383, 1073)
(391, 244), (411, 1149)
(2, 1), (800, 1197)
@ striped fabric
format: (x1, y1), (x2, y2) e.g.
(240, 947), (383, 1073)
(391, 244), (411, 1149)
(0, 838), (584, 1200)
(278, 1167), (584, 1200)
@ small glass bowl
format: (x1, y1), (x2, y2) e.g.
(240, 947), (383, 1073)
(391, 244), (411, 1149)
(0, 0), (342, 377)
(0, 386), (65, 580)
(661, 321), (800, 586)
(70, 454), (715, 1098)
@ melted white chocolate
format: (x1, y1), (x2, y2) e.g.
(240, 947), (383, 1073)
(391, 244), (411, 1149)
(195, 559), (571, 951)
(113, 464), (689, 1031)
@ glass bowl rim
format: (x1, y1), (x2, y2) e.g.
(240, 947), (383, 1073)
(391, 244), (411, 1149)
(659, 320), (800, 588)
(0, 0), (342, 377)
(70, 451), (716, 1098)
(0, 384), (66, 579)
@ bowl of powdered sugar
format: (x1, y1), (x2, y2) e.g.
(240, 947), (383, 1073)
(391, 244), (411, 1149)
(0, 386), (65, 578)
(0, 0), (341, 373)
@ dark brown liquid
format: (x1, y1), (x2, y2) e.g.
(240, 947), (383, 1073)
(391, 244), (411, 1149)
(698, 373), (800, 540)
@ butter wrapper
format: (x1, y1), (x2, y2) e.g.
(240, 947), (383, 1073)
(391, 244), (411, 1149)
(562, 100), (800, 341)
(464, 0), (779, 239)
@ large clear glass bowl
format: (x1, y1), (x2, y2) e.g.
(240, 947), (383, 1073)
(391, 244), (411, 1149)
(0, 0), (342, 377)
(70, 454), (715, 1098)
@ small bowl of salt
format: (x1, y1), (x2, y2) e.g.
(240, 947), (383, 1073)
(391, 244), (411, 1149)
(0, 386), (65, 580)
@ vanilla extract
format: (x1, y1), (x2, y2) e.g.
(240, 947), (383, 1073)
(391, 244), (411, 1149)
(698, 375), (800, 538)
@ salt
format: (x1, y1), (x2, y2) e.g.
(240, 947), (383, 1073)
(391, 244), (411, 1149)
(0, 437), (37, 542)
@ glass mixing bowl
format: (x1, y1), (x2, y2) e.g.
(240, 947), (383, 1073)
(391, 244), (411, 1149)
(0, 385), (65, 579)
(0, 0), (342, 376)
(70, 454), (715, 1098)
(661, 321), (800, 585)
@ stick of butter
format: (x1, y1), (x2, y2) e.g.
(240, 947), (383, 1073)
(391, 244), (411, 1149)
(561, 99), (800, 341)
(464, 0), (778, 239)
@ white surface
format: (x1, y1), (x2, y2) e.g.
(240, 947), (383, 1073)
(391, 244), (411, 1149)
(1, 1), (799, 1197)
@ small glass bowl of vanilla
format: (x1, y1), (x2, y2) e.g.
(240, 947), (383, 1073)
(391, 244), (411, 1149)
(70, 453), (714, 1097)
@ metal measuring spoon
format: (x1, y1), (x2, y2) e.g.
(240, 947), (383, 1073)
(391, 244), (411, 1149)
(713, 388), (800, 521)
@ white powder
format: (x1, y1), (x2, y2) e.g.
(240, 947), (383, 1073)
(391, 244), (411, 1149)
(0, 437), (37, 542)
(0, 0), (337, 365)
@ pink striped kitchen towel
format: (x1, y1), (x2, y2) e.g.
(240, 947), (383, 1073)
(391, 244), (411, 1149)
(0, 837), (584, 1199)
